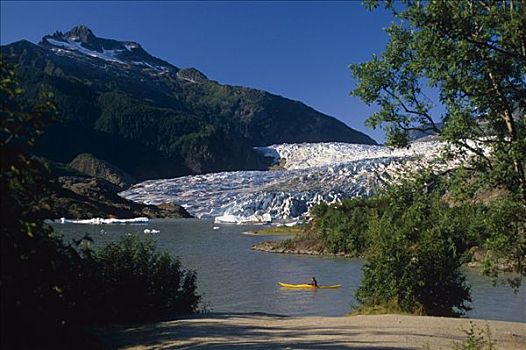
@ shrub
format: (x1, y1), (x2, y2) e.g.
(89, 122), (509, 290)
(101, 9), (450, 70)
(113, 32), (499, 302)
(311, 197), (382, 255)
(1, 62), (201, 349)
(355, 178), (473, 316)
(80, 235), (200, 324)
(452, 322), (496, 350)
(482, 195), (526, 284)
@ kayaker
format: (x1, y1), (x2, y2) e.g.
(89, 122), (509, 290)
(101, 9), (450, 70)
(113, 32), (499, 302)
(310, 277), (318, 287)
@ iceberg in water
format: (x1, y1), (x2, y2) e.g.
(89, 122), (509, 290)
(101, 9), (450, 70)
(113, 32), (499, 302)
(143, 228), (160, 233)
(214, 212), (272, 224)
(59, 217), (149, 225)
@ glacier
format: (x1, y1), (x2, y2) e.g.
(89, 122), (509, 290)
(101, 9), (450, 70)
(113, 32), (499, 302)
(119, 140), (447, 224)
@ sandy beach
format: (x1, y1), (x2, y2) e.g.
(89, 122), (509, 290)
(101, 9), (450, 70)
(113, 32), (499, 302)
(98, 313), (526, 349)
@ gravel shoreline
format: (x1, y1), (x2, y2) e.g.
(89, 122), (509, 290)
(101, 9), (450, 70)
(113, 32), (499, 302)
(98, 313), (526, 349)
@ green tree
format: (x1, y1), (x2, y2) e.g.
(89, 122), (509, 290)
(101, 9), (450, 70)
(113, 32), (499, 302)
(0, 60), (78, 347)
(1, 61), (201, 349)
(351, 0), (525, 201)
(356, 177), (474, 316)
(311, 198), (381, 255)
(350, 0), (525, 277)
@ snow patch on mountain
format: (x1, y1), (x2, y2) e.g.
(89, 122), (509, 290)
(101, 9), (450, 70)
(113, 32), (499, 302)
(45, 38), (125, 63)
(44, 36), (170, 73)
(120, 141), (446, 223)
(124, 43), (139, 51)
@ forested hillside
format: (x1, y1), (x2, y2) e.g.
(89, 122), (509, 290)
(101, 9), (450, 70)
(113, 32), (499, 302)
(1, 25), (376, 179)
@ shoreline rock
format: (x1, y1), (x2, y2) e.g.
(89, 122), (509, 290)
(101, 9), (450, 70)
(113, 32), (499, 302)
(252, 240), (519, 271)
(251, 240), (355, 258)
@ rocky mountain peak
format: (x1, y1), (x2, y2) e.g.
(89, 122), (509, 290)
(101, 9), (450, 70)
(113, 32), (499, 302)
(38, 25), (176, 71)
(65, 25), (96, 43)
(42, 25), (104, 52)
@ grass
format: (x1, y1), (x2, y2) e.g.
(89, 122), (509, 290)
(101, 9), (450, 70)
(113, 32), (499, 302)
(250, 225), (305, 236)
(452, 322), (496, 350)
(349, 299), (423, 316)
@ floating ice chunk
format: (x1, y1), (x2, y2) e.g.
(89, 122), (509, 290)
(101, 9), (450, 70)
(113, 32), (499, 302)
(214, 213), (271, 224)
(145, 228), (160, 234)
(60, 217), (149, 225)
(285, 221), (300, 227)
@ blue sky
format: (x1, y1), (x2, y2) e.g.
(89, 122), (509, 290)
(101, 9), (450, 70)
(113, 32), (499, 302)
(1, 1), (395, 143)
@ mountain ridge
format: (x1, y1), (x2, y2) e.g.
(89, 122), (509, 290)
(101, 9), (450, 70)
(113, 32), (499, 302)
(2, 25), (377, 180)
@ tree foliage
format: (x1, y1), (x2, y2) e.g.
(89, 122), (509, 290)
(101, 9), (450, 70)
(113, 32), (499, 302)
(310, 198), (385, 255)
(308, 168), (526, 314)
(351, 0), (526, 201)
(309, 173), (486, 315)
(355, 177), (474, 316)
(0, 59), (72, 347)
(349, 0), (526, 304)
(1, 61), (201, 349)
(79, 235), (200, 324)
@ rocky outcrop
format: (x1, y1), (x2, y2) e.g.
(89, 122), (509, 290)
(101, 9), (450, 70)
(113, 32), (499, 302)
(143, 202), (193, 219)
(68, 153), (136, 189)
(251, 227), (344, 257)
(466, 246), (517, 272)
(251, 240), (353, 258)
(176, 68), (208, 83)
(36, 175), (191, 220)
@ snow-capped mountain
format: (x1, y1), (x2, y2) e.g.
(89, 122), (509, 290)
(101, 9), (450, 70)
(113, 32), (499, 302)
(2, 25), (377, 180)
(39, 25), (175, 72)
(119, 140), (446, 224)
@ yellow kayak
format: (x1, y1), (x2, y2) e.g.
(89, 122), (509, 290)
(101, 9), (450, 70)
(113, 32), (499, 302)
(278, 282), (341, 289)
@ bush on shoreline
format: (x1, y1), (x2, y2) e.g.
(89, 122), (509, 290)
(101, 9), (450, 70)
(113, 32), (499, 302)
(1, 62), (201, 349)
(305, 171), (524, 316)
(78, 235), (200, 324)
(355, 178), (473, 316)
(310, 197), (384, 256)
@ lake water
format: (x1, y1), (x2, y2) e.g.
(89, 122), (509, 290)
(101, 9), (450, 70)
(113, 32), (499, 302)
(52, 219), (525, 322)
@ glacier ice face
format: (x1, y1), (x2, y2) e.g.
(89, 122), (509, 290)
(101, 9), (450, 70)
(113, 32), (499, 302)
(254, 141), (442, 170)
(120, 141), (445, 223)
